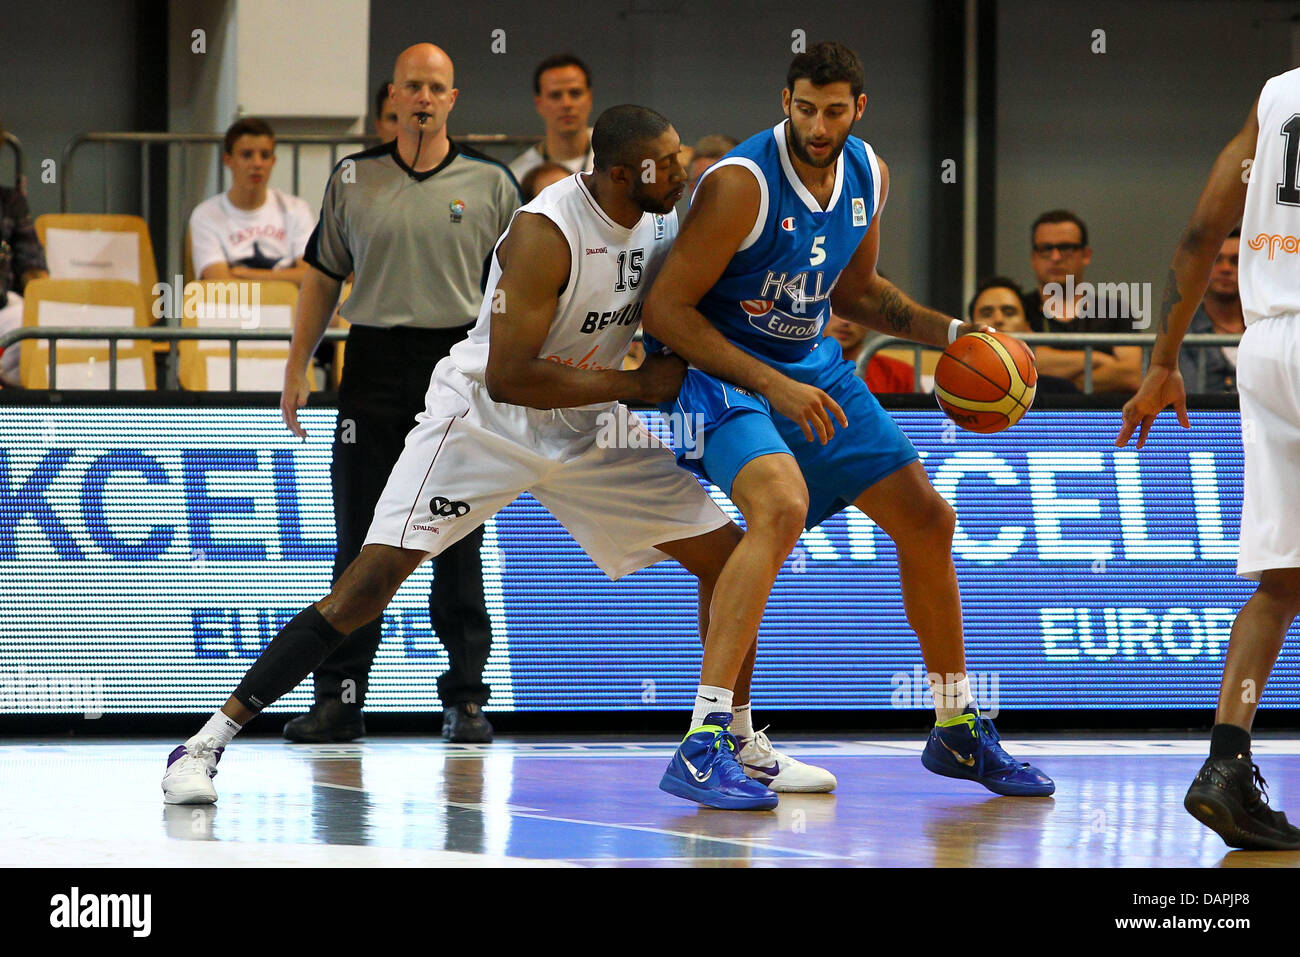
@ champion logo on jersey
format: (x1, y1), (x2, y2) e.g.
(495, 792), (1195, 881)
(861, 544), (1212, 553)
(449, 199), (466, 223)
(654, 214), (665, 239)
(852, 197), (867, 227)
(780, 216), (796, 232)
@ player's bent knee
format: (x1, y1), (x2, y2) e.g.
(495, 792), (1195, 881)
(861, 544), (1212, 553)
(323, 545), (424, 627)
(898, 492), (956, 550)
(748, 494), (808, 549)
(1260, 569), (1300, 620)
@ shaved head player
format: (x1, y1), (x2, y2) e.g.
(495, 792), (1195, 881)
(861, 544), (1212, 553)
(163, 104), (834, 812)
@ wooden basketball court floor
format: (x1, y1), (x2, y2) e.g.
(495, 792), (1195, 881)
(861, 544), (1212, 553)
(5, 734), (1300, 868)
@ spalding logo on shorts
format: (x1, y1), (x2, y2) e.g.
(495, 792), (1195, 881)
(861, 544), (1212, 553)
(429, 496), (470, 518)
(739, 299), (824, 340)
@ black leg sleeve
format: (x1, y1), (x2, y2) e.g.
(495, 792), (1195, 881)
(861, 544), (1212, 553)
(233, 606), (347, 712)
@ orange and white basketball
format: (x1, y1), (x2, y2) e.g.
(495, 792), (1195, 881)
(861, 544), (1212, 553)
(934, 331), (1037, 433)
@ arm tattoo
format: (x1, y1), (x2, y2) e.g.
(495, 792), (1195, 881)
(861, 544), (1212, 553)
(1157, 268), (1181, 336)
(877, 285), (914, 336)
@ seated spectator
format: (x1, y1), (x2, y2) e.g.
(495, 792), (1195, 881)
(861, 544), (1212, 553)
(825, 313), (916, 393)
(373, 83), (399, 142)
(0, 122), (49, 387)
(520, 161), (571, 202)
(968, 276), (1078, 393)
(687, 135), (739, 198)
(1177, 229), (1242, 393)
(1021, 209), (1141, 393)
(189, 118), (316, 286)
(509, 54), (594, 183)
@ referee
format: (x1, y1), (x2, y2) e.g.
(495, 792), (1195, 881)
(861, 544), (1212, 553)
(281, 43), (520, 743)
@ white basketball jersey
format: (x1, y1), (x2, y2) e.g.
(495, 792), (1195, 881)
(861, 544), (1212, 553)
(1241, 67), (1300, 325)
(451, 174), (677, 408)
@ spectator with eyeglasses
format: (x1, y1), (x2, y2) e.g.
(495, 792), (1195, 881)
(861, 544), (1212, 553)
(1022, 209), (1142, 393)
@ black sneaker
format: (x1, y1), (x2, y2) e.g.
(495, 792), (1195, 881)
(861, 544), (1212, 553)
(442, 703), (493, 743)
(282, 699), (365, 743)
(1184, 756), (1300, 850)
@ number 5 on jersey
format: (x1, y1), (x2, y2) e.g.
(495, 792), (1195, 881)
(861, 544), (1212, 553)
(810, 236), (826, 266)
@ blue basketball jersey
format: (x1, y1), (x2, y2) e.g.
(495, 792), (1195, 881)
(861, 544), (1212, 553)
(696, 121), (881, 364)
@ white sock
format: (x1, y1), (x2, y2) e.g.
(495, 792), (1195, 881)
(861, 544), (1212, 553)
(931, 676), (975, 723)
(189, 710), (243, 750)
(731, 702), (754, 741)
(690, 685), (733, 732)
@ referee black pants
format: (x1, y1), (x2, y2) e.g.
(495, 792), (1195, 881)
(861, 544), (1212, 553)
(312, 324), (492, 709)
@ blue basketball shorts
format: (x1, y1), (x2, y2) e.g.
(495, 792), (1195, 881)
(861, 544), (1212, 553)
(662, 342), (918, 528)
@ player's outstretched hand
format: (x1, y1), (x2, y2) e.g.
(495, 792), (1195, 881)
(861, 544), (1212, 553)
(1116, 364), (1190, 449)
(767, 376), (848, 444)
(281, 365), (312, 439)
(634, 351), (688, 404)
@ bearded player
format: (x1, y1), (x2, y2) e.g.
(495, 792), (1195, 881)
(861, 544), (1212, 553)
(643, 41), (1053, 797)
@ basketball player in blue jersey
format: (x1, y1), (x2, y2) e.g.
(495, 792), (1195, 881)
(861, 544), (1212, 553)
(644, 41), (1054, 797)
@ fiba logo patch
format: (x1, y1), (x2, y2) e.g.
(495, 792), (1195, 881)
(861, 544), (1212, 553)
(852, 197), (867, 227)
(449, 199), (466, 223)
(654, 214), (665, 239)
(429, 495), (470, 518)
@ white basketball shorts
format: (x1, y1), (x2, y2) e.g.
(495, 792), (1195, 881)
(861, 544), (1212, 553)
(1236, 315), (1300, 580)
(364, 357), (731, 578)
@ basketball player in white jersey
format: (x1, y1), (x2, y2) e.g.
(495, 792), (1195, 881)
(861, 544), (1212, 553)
(161, 105), (829, 812)
(1118, 67), (1300, 850)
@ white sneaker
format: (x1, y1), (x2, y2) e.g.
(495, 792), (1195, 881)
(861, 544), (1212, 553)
(738, 728), (837, 793)
(162, 736), (223, 805)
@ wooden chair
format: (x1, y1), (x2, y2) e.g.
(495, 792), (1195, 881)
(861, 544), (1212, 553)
(35, 214), (159, 292)
(177, 280), (297, 391)
(20, 278), (156, 389)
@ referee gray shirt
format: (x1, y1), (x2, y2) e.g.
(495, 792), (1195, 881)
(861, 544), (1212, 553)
(306, 140), (520, 329)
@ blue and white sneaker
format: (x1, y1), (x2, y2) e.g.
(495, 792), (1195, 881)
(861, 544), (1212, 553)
(921, 706), (1054, 797)
(660, 713), (779, 810)
(162, 735), (223, 805)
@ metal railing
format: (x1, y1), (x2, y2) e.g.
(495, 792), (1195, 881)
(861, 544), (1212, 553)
(0, 326), (348, 391)
(860, 332), (1243, 393)
(1, 327), (1244, 395)
(60, 131), (539, 216)
(2, 132), (22, 191)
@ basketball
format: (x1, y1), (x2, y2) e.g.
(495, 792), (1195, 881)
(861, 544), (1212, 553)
(934, 331), (1037, 433)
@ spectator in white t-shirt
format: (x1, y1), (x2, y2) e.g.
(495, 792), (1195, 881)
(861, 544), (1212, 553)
(508, 54), (594, 183)
(189, 118), (316, 286)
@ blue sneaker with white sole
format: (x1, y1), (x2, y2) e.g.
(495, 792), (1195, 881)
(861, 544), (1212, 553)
(922, 706), (1055, 797)
(659, 712), (779, 810)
